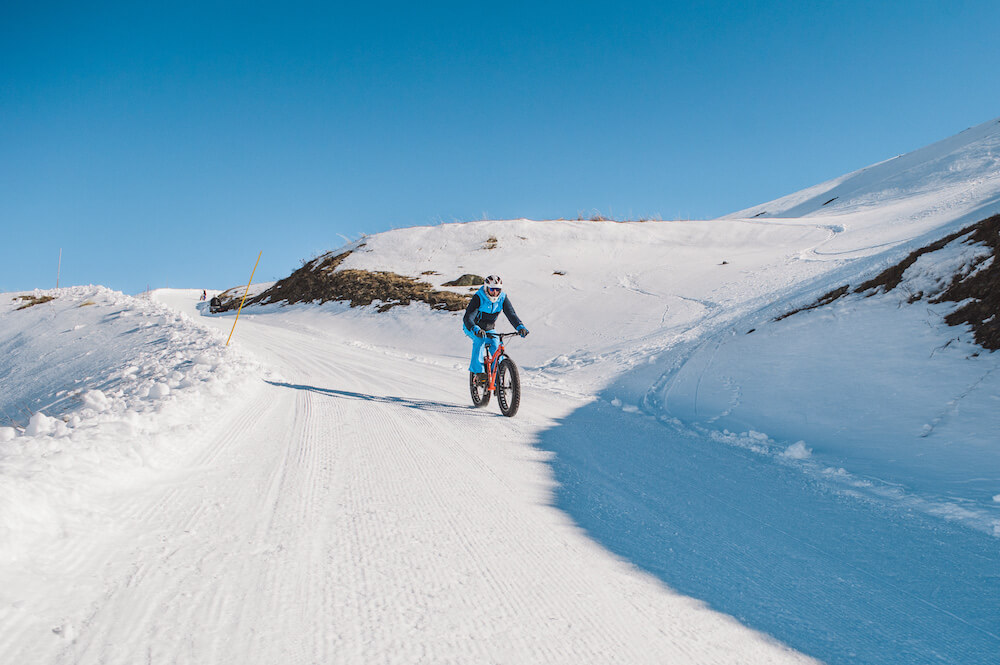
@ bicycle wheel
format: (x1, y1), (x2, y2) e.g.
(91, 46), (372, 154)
(496, 357), (521, 417)
(469, 370), (491, 407)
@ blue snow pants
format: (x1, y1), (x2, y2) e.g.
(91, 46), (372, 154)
(464, 327), (498, 374)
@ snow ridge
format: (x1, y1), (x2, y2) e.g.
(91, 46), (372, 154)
(0, 286), (263, 564)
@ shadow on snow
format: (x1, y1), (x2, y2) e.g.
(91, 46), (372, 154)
(535, 398), (1000, 665)
(266, 380), (492, 417)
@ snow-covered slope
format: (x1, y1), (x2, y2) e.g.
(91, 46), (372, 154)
(327, 217), (839, 378)
(652, 231), (1000, 536)
(3, 117), (1000, 665)
(643, 119), (1000, 538)
(723, 116), (1000, 259)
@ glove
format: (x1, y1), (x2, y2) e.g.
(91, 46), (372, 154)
(518, 326), (529, 338)
(474, 326), (487, 338)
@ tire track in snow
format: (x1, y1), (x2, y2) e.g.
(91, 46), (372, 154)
(269, 335), (801, 665)
(273, 336), (611, 662)
(47, 381), (302, 665)
(238, 315), (816, 665)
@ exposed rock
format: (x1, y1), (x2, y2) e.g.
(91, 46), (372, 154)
(443, 274), (484, 287)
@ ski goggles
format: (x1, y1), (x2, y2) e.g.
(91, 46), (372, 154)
(486, 287), (501, 297)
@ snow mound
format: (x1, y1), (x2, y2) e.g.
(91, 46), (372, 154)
(0, 286), (263, 563)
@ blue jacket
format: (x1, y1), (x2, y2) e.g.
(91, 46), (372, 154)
(463, 287), (524, 332)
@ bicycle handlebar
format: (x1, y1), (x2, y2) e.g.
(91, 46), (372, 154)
(485, 331), (521, 340)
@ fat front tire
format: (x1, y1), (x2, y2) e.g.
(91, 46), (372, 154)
(470, 371), (491, 408)
(496, 357), (521, 417)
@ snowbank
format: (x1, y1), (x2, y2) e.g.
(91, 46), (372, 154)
(651, 231), (1000, 537)
(0, 286), (263, 563)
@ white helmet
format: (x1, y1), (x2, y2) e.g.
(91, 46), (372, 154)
(483, 275), (503, 303)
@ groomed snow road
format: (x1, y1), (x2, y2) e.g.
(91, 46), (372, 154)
(3, 290), (814, 665)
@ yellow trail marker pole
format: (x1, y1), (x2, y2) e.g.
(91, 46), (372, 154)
(227, 251), (262, 347)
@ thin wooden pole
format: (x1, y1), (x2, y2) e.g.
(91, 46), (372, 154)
(227, 251), (262, 347)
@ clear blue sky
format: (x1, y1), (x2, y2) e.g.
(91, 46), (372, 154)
(3, 1), (999, 294)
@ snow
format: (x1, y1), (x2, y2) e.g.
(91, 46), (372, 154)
(725, 117), (1000, 224)
(0, 286), (263, 566)
(781, 441), (812, 460)
(654, 235), (1000, 536)
(2, 117), (1000, 664)
(902, 238), (990, 294)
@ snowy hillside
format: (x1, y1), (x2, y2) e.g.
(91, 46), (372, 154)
(653, 218), (1000, 536)
(723, 116), (1000, 259)
(3, 117), (1000, 665)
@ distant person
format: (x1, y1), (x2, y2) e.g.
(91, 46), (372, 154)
(200, 290), (207, 301)
(462, 275), (528, 382)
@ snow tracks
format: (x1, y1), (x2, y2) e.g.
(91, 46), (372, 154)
(2, 293), (816, 665)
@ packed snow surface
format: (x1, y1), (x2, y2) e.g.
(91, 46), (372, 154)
(2, 116), (1000, 664)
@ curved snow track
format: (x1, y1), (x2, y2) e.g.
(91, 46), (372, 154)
(2, 292), (815, 665)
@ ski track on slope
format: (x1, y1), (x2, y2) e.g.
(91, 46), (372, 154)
(4, 296), (815, 665)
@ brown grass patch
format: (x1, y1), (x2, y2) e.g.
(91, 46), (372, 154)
(574, 212), (660, 222)
(220, 250), (470, 313)
(775, 214), (1000, 350)
(14, 295), (55, 310)
(935, 215), (1000, 349)
(325, 270), (468, 312)
(853, 225), (974, 295)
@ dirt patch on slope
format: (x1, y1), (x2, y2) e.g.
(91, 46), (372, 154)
(936, 215), (1000, 349)
(774, 286), (850, 321)
(218, 250), (470, 313)
(13, 294), (56, 310)
(853, 225), (976, 294)
(775, 214), (1000, 350)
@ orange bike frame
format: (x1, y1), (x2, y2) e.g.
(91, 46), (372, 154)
(483, 340), (503, 391)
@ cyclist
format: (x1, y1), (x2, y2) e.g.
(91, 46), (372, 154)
(463, 275), (529, 380)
